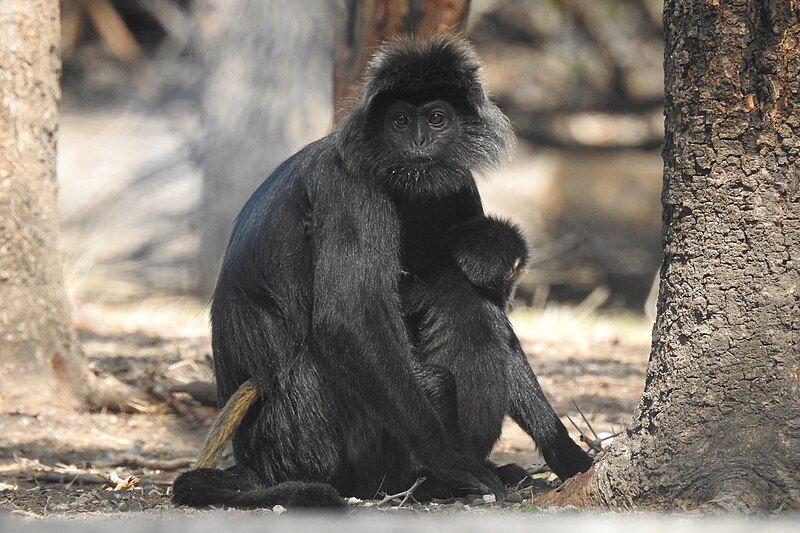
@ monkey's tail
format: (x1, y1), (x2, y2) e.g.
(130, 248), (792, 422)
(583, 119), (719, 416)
(194, 379), (259, 469)
(172, 380), (344, 509)
(172, 467), (344, 508)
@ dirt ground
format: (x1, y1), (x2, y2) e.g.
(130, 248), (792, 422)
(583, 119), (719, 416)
(0, 296), (651, 518)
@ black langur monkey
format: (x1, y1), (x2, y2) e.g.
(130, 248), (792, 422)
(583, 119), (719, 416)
(173, 35), (591, 509)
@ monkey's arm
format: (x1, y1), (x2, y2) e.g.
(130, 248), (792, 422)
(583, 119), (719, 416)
(311, 193), (503, 497)
(448, 216), (529, 306)
(506, 331), (593, 480)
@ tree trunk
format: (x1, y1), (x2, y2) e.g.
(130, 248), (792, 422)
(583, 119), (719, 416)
(0, 0), (146, 413)
(540, 0), (799, 510)
(195, 0), (336, 296)
(0, 0), (82, 413)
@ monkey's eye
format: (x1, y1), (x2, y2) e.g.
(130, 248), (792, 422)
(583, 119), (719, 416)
(428, 112), (446, 127)
(393, 113), (410, 128)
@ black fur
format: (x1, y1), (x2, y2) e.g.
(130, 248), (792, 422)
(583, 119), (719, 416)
(173, 466), (343, 508)
(173, 35), (590, 509)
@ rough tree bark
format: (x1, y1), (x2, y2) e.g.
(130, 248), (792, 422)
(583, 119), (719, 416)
(334, 0), (471, 121)
(540, 0), (799, 511)
(0, 0), (145, 413)
(195, 0), (336, 295)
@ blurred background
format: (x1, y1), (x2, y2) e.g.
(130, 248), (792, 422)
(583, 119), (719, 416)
(58, 0), (664, 314)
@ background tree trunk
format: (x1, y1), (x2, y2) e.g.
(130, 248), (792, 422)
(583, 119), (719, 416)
(541, 0), (799, 510)
(0, 0), (146, 413)
(195, 0), (336, 296)
(0, 0), (83, 412)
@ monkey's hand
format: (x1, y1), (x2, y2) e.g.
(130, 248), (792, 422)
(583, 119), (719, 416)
(448, 216), (529, 306)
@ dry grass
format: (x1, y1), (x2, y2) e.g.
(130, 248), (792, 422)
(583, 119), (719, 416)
(511, 304), (651, 347)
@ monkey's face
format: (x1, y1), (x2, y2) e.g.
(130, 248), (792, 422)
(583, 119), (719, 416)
(337, 83), (514, 200)
(382, 99), (458, 161)
(364, 91), (475, 198)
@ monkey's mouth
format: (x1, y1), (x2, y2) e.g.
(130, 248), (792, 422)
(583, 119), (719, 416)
(390, 160), (434, 176)
(403, 147), (440, 160)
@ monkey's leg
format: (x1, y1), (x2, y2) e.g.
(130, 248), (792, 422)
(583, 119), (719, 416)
(233, 361), (453, 501)
(337, 362), (491, 501)
(405, 272), (511, 460)
(232, 360), (353, 485)
(405, 362), (510, 501)
(405, 270), (591, 482)
(413, 362), (462, 450)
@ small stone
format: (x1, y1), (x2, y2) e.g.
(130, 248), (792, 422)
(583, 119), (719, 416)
(471, 497), (484, 506)
(73, 494), (94, 507)
(482, 494), (496, 504)
(147, 489), (161, 498)
(346, 496), (362, 504)
(272, 505), (287, 515)
(505, 492), (523, 503)
(52, 503), (70, 512)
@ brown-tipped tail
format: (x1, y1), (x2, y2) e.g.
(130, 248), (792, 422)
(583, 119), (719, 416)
(193, 379), (260, 468)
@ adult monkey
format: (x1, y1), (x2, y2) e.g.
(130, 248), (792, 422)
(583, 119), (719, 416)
(173, 35), (592, 509)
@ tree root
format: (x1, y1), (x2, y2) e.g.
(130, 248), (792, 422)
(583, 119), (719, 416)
(532, 467), (598, 508)
(81, 371), (154, 413)
(167, 380), (217, 406)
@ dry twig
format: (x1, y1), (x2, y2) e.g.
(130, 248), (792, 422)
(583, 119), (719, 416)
(567, 415), (602, 454)
(566, 400), (622, 455)
(96, 455), (195, 471)
(26, 471), (109, 485)
(146, 383), (204, 424)
(571, 399), (600, 439)
(168, 380), (217, 406)
(376, 476), (426, 507)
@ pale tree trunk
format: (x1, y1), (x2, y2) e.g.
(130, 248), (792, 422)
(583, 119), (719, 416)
(0, 0), (145, 413)
(195, 0), (336, 296)
(542, 0), (799, 510)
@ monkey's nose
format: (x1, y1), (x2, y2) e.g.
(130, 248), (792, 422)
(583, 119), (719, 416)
(413, 126), (427, 147)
